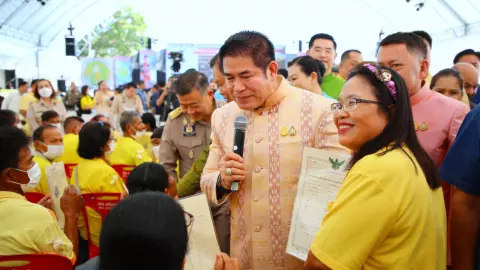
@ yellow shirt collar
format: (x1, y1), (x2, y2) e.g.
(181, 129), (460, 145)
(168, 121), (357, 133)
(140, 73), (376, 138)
(0, 191), (24, 200)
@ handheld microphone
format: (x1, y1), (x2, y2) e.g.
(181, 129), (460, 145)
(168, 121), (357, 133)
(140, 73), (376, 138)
(231, 115), (248, 191)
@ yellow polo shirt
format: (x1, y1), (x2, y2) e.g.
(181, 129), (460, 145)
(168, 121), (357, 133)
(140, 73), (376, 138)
(0, 191), (75, 263)
(31, 154), (52, 195)
(19, 92), (36, 112)
(75, 158), (125, 247)
(108, 137), (152, 166)
(310, 147), (446, 270)
(134, 132), (154, 161)
(54, 134), (82, 183)
(80, 95), (93, 110)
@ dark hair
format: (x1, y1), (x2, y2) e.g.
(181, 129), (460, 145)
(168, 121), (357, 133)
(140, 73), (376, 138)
(176, 69), (209, 95)
(218, 31), (275, 74)
(210, 54), (219, 68)
(151, 126), (164, 139)
(340, 50), (362, 63)
(0, 126), (31, 173)
(430, 68), (464, 90)
(127, 163), (170, 194)
(99, 192), (188, 270)
(137, 80), (145, 85)
(19, 81), (28, 87)
(453, 49), (477, 64)
(98, 80), (105, 88)
(156, 80), (166, 88)
(141, 113), (157, 131)
(91, 114), (107, 122)
(288, 55), (326, 85)
(33, 79), (56, 100)
(64, 116), (84, 130)
(0, 110), (17, 127)
(125, 82), (137, 89)
(31, 79), (38, 87)
(378, 32), (427, 59)
(41, 110), (59, 123)
(308, 33), (337, 50)
(32, 125), (57, 142)
(81, 85), (89, 96)
(346, 64), (440, 189)
(412, 31), (432, 48)
(78, 122), (111, 159)
(278, 68), (288, 79)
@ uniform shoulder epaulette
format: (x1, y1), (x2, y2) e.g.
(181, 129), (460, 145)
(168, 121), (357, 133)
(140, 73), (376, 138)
(169, 107), (183, 120)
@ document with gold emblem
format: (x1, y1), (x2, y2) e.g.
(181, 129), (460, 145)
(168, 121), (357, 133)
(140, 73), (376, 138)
(179, 193), (220, 270)
(286, 147), (350, 261)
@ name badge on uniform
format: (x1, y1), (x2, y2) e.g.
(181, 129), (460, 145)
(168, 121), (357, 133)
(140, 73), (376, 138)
(183, 123), (196, 137)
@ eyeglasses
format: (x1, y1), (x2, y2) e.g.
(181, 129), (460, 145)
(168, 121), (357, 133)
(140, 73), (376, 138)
(331, 98), (383, 114)
(184, 211), (194, 237)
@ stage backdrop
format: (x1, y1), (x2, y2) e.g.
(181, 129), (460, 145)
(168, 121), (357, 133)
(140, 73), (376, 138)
(139, 49), (157, 88)
(114, 56), (133, 87)
(81, 58), (114, 89)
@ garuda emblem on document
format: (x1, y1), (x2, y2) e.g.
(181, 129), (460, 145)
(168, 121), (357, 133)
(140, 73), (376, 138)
(329, 157), (345, 170)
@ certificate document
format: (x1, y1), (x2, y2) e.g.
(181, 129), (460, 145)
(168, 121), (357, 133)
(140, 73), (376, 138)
(179, 193), (220, 270)
(45, 162), (69, 229)
(286, 147), (350, 261)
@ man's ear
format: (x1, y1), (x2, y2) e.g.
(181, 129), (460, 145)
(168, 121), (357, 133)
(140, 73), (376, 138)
(5, 168), (29, 185)
(267, 61), (278, 80)
(419, 58), (430, 80)
(34, 140), (46, 152)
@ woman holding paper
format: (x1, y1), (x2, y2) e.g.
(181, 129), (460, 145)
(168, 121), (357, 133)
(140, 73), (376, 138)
(305, 64), (446, 269)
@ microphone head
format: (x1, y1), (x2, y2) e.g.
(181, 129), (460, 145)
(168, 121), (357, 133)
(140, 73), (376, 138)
(234, 115), (248, 131)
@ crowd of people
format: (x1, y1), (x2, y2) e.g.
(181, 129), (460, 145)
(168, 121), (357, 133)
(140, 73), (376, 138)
(0, 29), (479, 270)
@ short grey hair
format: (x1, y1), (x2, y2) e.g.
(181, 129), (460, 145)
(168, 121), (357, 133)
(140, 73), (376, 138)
(120, 111), (141, 132)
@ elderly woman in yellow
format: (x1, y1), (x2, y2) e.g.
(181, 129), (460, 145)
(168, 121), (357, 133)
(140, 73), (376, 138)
(26, 79), (67, 132)
(305, 64), (446, 270)
(0, 126), (82, 265)
(93, 80), (114, 117)
(73, 121), (126, 252)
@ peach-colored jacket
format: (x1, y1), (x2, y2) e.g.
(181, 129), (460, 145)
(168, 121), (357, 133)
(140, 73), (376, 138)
(201, 76), (344, 269)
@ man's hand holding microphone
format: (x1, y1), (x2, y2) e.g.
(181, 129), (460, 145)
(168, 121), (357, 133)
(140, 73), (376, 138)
(216, 116), (248, 197)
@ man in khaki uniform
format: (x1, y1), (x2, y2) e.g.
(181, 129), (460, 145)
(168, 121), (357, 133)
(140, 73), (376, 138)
(160, 69), (225, 180)
(159, 68), (230, 253)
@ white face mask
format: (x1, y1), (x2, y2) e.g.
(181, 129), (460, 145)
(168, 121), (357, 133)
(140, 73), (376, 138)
(38, 87), (53, 98)
(52, 123), (63, 133)
(10, 163), (42, 189)
(107, 142), (115, 154)
(16, 123), (23, 129)
(132, 127), (146, 138)
(42, 144), (64, 160)
(152, 145), (161, 160)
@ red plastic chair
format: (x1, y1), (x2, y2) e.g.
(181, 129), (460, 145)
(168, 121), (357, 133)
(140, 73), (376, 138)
(63, 164), (77, 179)
(0, 254), (72, 270)
(111, 165), (135, 183)
(24, 192), (45, 204)
(81, 193), (121, 259)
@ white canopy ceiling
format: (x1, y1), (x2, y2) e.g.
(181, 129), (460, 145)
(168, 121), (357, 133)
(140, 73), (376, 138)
(0, 0), (479, 76)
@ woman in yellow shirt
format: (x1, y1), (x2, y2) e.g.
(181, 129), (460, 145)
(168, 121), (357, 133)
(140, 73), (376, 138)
(79, 85), (94, 115)
(306, 64), (446, 270)
(74, 121), (126, 250)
